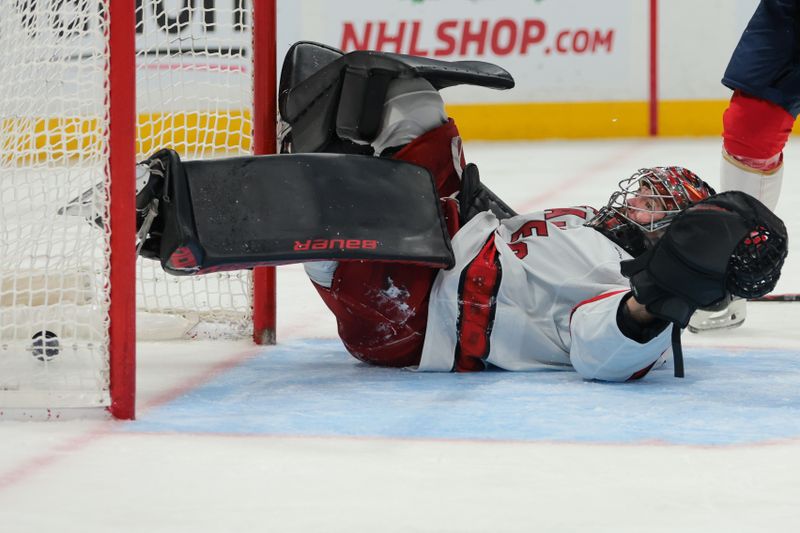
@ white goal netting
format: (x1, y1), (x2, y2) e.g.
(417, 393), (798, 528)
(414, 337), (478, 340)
(0, 1), (256, 409)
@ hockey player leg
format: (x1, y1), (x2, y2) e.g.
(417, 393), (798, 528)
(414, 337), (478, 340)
(689, 91), (793, 333)
(278, 41), (513, 154)
(689, 153), (782, 332)
(277, 43), (518, 323)
(299, 75), (450, 287)
(309, 260), (438, 367)
(719, 91), (792, 211)
(719, 151), (784, 212)
(692, 153), (784, 331)
(278, 42), (518, 217)
(300, 77), (464, 345)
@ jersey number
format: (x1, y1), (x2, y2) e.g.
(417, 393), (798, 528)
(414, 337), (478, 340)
(509, 220), (548, 259)
(508, 209), (589, 259)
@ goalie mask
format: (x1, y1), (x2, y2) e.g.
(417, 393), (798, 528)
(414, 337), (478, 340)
(587, 166), (716, 256)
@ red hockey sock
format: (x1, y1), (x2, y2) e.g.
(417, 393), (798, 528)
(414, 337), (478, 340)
(723, 91), (795, 168)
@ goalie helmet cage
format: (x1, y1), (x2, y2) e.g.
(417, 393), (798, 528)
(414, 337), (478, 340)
(0, 1), (277, 420)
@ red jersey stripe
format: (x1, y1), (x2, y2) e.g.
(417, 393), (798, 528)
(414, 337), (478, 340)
(454, 236), (502, 372)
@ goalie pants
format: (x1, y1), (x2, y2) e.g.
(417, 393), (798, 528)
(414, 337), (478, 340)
(310, 119), (464, 367)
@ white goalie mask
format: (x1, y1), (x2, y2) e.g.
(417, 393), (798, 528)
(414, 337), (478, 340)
(587, 166), (716, 256)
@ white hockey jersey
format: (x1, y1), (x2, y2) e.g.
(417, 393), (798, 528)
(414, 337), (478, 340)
(417, 207), (671, 381)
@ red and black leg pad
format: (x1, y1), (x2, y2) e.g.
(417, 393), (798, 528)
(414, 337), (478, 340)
(137, 149), (455, 276)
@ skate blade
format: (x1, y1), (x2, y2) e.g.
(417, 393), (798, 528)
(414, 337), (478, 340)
(687, 313), (746, 334)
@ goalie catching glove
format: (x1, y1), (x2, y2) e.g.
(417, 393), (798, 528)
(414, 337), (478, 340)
(621, 191), (787, 326)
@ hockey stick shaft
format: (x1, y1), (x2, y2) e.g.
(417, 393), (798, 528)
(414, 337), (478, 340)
(748, 293), (800, 302)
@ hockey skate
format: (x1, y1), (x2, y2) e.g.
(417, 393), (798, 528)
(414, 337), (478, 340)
(59, 162), (155, 227)
(687, 296), (746, 333)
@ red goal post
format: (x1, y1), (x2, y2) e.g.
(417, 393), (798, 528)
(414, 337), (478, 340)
(109, 1), (278, 419)
(0, 1), (277, 420)
(251, 1), (279, 348)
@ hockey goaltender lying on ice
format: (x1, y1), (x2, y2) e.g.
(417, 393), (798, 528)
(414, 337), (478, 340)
(66, 42), (788, 382)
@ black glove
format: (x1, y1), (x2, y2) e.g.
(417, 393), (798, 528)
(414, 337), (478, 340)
(621, 191), (787, 327)
(458, 163), (518, 224)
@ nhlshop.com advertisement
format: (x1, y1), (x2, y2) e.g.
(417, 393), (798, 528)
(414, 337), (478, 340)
(278, 0), (643, 104)
(276, 0), (762, 137)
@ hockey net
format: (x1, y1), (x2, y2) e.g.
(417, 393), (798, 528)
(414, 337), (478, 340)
(0, 1), (275, 417)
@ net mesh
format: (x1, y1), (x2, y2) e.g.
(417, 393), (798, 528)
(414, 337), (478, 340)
(134, 1), (253, 337)
(0, 1), (255, 409)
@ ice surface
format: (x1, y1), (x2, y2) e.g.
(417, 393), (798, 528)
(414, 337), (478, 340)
(135, 339), (800, 446)
(1, 138), (799, 532)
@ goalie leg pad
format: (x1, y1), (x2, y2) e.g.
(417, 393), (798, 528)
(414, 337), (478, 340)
(139, 150), (455, 275)
(279, 41), (515, 153)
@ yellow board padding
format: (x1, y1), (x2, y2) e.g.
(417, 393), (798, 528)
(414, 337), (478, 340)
(1, 116), (104, 164)
(0, 100), (738, 163)
(446, 101), (650, 140)
(447, 99), (735, 140)
(1, 111), (253, 164)
(658, 99), (728, 137)
(136, 110), (252, 156)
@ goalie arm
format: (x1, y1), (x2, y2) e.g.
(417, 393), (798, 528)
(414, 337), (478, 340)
(136, 149), (455, 275)
(620, 191), (788, 376)
(569, 289), (671, 382)
(623, 296), (661, 329)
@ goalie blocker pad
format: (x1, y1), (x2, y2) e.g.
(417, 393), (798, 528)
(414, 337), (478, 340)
(140, 150), (455, 275)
